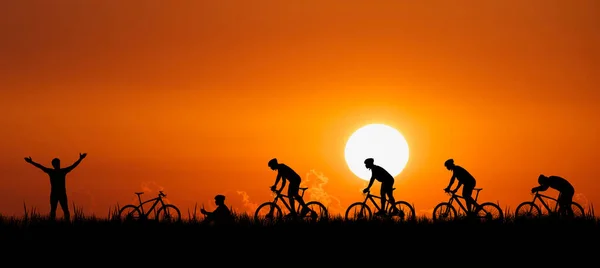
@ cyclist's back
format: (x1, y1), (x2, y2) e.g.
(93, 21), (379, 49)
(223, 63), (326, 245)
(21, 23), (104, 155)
(452, 165), (476, 186)
(276, 163), (301, 184)
(542, 175), (574, 193)
(370, 165), (394, 184)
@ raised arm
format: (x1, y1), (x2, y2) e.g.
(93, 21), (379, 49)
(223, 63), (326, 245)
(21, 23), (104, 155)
(63, 153), (87, 173)
(24, 157), (50, 172)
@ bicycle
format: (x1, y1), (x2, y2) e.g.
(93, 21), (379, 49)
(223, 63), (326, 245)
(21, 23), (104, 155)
(345, 187), (416, 222)
(432, 188), (503, 222)
(254, 187), (328, 223)
(515, 191), (585, 219)
(119, 191), (181, 222)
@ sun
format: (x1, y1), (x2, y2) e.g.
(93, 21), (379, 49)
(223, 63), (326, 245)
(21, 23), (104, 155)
(344, 124), (410, 181)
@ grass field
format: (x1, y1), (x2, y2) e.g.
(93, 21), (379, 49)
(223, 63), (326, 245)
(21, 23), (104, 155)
(1, 204), (598, 265)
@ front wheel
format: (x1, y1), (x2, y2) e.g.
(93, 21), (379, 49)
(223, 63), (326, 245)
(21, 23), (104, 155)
(157, 204), (182, 222)
(476, 202), (504, 222)
(345, 202), (371, 221)
(302, 201), (328, 222)
(118, 205), (142, 221)
(515, 202), (541, 219)
(388, 201), (416, 222)
(432, 202), (456, 222)
(254, 202), (282, 224)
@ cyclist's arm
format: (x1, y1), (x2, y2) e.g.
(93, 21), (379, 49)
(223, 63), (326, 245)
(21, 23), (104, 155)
(445, 175), (456, 190)
(452, 181), (463, 192)
(365, 175), (375, 190)
(279, 177), (287, 192)
(272, 173), (282, 189)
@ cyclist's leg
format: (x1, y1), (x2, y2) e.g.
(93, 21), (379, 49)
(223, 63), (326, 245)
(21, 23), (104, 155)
(287, 185), (298, 216)
(462, 184), (475, 213)
(384, 182), (396, 211)
(558, 191), (574, 217)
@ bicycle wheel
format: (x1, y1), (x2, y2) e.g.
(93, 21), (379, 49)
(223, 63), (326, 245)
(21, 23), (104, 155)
(388, 201), (416, 222)
(344, 202), (371, 221)
(302, 201), (328, 222)
(571, 202), (585, 218)
(254, 202), (282, 224)
(432, 202), (456, 222)
(157, 204), (182, 222)
(515, 202), (541, 219)
(475, 202), (504, 222)
(118, 205), (142, 221)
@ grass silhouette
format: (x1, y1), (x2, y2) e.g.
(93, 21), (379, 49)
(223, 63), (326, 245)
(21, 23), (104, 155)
(4, 203), (599, 264)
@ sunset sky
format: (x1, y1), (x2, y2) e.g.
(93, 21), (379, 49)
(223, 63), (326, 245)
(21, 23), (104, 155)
(1, 0), (598, 217)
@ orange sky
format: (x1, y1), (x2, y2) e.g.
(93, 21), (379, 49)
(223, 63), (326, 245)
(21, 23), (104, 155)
(1, 0), (599, 217)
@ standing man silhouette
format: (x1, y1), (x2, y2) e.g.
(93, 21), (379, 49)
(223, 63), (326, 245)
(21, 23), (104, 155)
(24, 153), (87, 221)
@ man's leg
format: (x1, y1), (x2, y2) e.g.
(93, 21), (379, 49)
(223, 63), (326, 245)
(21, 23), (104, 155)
(49, 194), (58, 221)
(558, 192), (574, 217)
(462, 186), (474, 213)
(58, 194), (70, 221)
(288, 186), (298, 216)
(386, 188), (396, 214)
(377, 186), (387, 215)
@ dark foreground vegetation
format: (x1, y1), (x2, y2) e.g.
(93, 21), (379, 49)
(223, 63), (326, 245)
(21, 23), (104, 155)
(2, 207), (598, 265)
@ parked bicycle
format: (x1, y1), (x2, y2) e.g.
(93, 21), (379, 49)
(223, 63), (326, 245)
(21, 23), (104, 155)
(254, 187), (328, 223)
(515, 190), (585, 219)
(119, 191), (181, 222)
(345, 187), (415, 222)
(433, 188), (503, 222)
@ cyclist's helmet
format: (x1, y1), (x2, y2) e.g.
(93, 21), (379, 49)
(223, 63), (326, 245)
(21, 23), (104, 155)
(444, 159), (454, 167)
(268, 158), (278, 168)
(364, 158), (374, 165)
(538, 174), (547, 184)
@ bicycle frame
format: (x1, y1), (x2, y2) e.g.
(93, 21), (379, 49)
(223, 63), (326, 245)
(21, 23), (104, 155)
(531, 192), (560, 213)
(271, 188), (308, 214)
(446, 189), (482, 214)
(362, 192), (391, 212)
(135, 195), (166, 217)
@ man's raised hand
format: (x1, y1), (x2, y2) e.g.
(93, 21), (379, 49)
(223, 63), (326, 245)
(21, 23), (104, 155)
(79, 153), (87, 159)
(24, 156), (32, 163)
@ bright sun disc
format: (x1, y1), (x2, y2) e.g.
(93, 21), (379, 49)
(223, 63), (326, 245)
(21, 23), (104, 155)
(344, 124), (410, 181)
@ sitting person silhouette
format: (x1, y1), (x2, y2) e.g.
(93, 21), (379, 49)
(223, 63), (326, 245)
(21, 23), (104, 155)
(363, 158), (398, 216)
(443, 158), (478, 214)
(268, 158), (311, 218)
(532, 174), (575, 217)
(201, 194), (233, 224)
(24, 153), (87, 221)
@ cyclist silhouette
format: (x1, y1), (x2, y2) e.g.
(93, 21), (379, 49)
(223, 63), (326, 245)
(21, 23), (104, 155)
(268, 158), (310, 218)
(362, 158), (397, 216)
(24, 153), (87, 221)
(201, 194), (233, 224)
(443, 158), (477, 214)
(532, 174), (575, 217)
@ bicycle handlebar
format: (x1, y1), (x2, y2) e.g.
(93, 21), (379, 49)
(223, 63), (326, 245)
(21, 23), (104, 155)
(159, 191), (166, 197)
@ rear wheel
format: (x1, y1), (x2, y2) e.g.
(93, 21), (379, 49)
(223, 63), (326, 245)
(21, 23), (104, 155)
(345, 202), (371, 221)
(476, 202), (503, 222)
(388, 201), (416, 222)
(432, 202), (456, 222)
(302, 201), (328, 222)
(118, 205), (142, 221)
